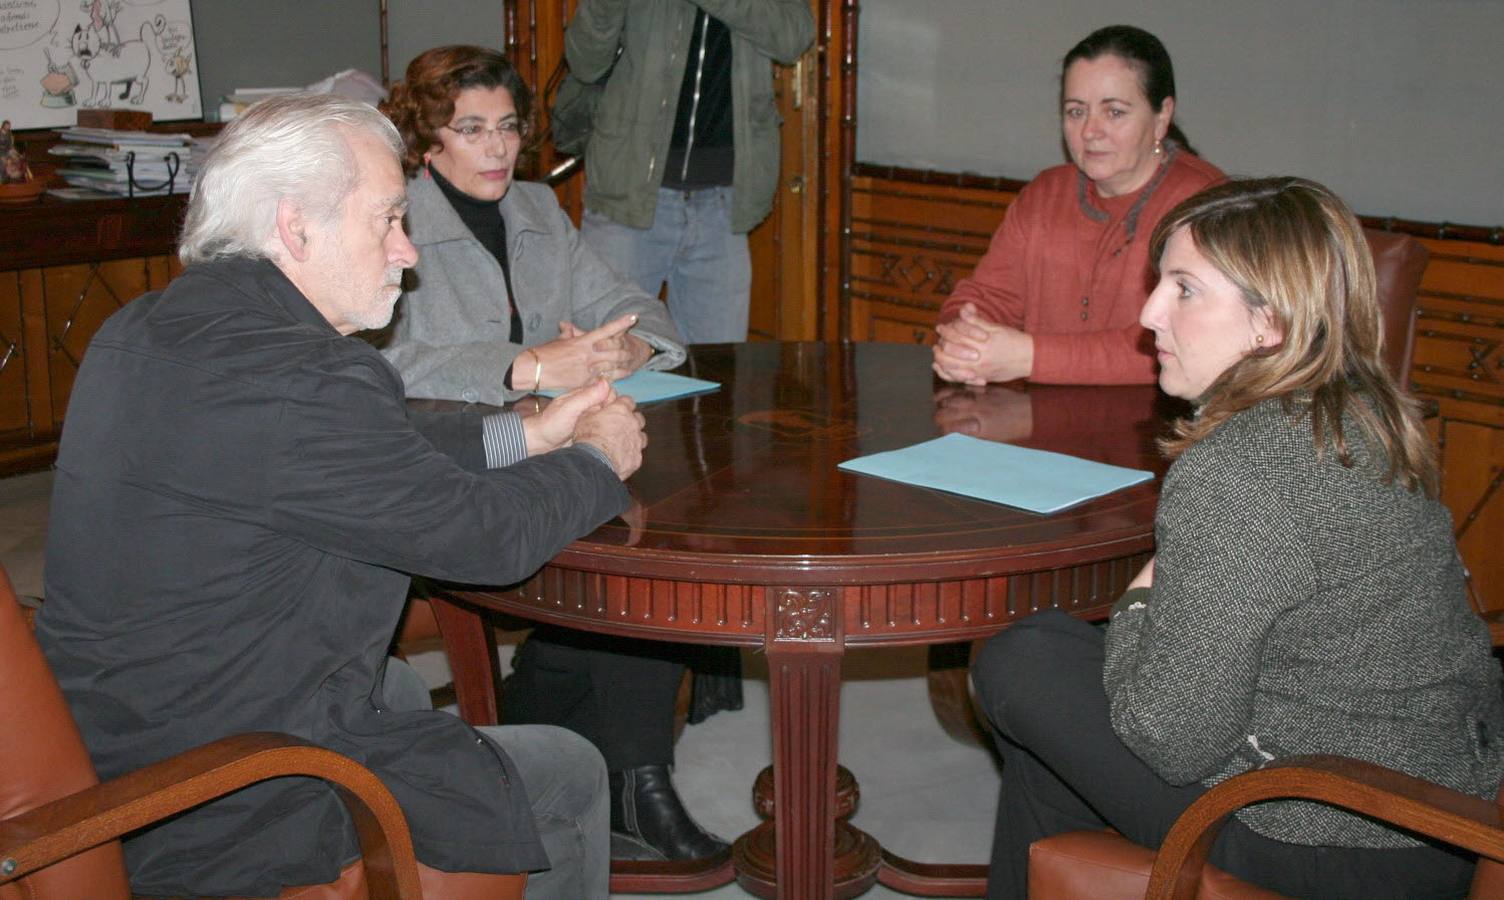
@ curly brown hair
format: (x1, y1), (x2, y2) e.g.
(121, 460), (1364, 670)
(380, 45), (536, 178)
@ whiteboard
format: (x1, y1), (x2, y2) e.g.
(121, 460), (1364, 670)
(853, 0), (1504, 226)
(0, 0), (201, 130)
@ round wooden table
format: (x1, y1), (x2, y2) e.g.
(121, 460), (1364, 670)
(429, 341), (1175, 899)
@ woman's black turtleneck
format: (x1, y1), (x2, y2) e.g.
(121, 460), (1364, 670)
(428, 163), (524, 344)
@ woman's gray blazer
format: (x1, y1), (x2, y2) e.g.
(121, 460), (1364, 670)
(381, 176), (685, 405)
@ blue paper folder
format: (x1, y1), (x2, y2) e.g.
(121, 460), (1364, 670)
(539, 370), (719, 405)
(838, 432), (1154, 514)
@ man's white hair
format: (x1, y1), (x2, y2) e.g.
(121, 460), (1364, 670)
(178, 93), (404, 266)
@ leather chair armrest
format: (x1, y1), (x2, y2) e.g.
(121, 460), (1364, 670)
(0, 732), (423, 900)
(1030, 830), (1158, 899)
(1146, 754), (1504, 900)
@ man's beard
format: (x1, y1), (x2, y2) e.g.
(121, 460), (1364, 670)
(351, 266), (406, 332)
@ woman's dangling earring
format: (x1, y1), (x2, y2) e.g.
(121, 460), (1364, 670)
(1153, 139), (1163, 156)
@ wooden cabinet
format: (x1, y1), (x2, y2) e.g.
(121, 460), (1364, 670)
(0, 195), (187, 473)
(1412, 237), (1504, 613)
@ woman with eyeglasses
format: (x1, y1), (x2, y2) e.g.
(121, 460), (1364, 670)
(378, 46), (733, 869)
(380, 45), (684, 406)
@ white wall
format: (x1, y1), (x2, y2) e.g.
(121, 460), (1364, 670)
(855, 0), (1504, 226)
(192, 1), (504, 111)
(193, 2), (382, 105)
(384, 1), (505, 82)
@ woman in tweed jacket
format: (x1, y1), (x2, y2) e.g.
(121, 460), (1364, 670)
(971, 177), (1503, 899)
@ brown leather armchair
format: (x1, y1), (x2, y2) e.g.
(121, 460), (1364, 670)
(0, 565), (525, 900)
(1030, 754), (1504, 899)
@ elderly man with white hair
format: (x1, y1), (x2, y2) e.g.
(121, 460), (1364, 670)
(35, 94), (643, 899)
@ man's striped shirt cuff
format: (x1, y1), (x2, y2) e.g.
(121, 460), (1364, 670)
(481, 411), (528, 468)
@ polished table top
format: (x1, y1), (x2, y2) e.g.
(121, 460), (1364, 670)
(573, 340), (1168, 562)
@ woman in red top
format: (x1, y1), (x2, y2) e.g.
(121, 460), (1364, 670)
(933, 25), (1223, 386)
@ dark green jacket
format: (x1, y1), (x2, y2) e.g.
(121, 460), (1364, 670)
(565, 0), (814, 233)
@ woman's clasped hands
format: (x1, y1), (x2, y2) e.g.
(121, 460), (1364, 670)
(932, 302), (1035, 385)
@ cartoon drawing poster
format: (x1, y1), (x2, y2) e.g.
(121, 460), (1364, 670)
(0, 0), (200, 130)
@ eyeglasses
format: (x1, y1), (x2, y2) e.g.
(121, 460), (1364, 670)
(443, 120), (527, 145)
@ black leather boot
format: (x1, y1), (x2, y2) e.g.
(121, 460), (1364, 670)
(609, 765), (730, 861)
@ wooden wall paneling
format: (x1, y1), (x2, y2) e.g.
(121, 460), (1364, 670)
(788, 24), (823, 341)
(0, 271), (30, 438)
(847, 173), (1014, 344)
(40, 259), (154, 430)
(1439, 416), (1504, 619)
(1411, 235), (1504, 613)
(19, 267), (52, 443)
(507, 0), (585, 220)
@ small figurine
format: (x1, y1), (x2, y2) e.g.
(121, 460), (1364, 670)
(0, 121), (35, 185)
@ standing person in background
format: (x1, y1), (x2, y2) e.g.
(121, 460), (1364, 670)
(933, 25), (1223, 386)
(565, 0), (815, 344)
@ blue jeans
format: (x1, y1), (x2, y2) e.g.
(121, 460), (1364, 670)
(582, 186), (751, 344)
(383, 658), (609, 900)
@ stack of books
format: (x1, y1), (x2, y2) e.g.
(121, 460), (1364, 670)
(49, 127), (195, 198)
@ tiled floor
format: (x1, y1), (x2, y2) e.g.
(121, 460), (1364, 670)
(1, 470), (1001, 898)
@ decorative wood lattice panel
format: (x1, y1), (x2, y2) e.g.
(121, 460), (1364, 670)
(848, 172), (1017, 344)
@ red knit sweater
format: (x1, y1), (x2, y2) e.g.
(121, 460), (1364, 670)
(939, 150), (1224, 384)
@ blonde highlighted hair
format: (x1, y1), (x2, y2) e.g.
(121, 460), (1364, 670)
(1150, 176), (1437, 494)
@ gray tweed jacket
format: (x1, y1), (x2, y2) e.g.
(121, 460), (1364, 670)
(1104, 396), (1504, 848)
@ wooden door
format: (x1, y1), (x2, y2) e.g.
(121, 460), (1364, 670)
(746, 45), (820, 341)
(506, 0), (584, 218)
